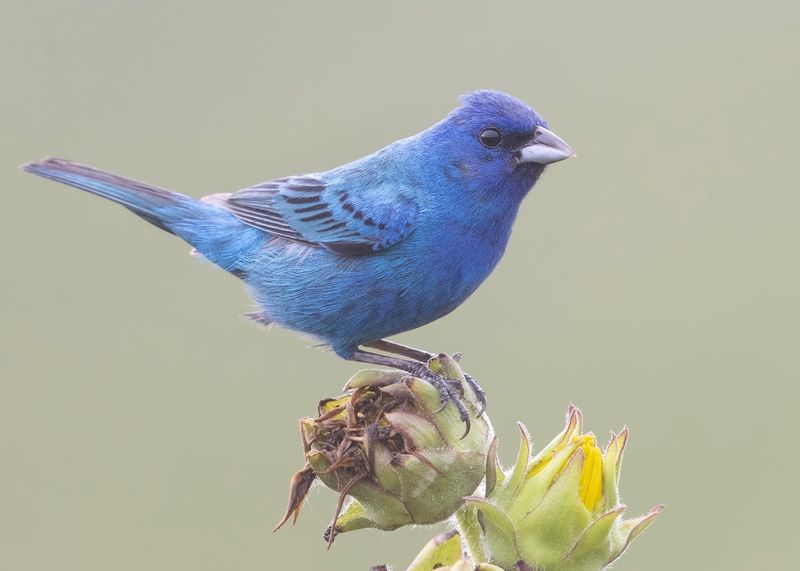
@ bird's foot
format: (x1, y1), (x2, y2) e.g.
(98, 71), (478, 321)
(450, 352), (488, 417)
(404, 361), (471, 439)
(463, 373), (487, 417)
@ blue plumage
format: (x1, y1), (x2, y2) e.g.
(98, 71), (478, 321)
(23, 90), (574, 420)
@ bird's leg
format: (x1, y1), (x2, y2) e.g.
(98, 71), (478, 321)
(363, 339), (434, 363)
(364, 339), (461, 393)
(350, 349), (471, 437)
(364, 339), (488, 417)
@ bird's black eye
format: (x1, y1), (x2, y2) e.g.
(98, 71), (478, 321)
(479, 127), (502, 148)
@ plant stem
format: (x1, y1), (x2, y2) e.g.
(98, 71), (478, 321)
(454, 505), (489, 563)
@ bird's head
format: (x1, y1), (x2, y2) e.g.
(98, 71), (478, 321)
(425, 90), (575, 203)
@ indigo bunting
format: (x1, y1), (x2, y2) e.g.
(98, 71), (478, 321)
(23, 90), (574, 430)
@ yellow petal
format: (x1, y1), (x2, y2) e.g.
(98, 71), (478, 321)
(578, 435), (604, 512)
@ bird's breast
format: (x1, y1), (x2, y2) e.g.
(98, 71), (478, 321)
(404, 212), (515, 307)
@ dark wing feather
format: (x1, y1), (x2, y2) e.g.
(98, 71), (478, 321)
(218, 176), (418, 255)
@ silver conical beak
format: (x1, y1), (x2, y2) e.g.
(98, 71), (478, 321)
(516, 126), (576, 165)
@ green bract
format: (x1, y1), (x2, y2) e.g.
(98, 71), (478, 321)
(276, 355), (493, 545)
(404, 530), (503, 571)
(460, 405), (662, 570)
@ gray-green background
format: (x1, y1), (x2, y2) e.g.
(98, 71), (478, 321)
(2, 1), (797, 569)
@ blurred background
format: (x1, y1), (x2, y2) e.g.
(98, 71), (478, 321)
(1, 1), (797, 569)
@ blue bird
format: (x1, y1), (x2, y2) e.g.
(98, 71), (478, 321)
(23, 90), (574, 431)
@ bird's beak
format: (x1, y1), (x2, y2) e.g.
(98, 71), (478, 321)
(516, 126), (576, 165)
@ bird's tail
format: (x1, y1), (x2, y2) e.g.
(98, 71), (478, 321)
(21, 157), (263, 275)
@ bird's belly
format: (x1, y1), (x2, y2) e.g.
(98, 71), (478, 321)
(243, 239), (493, 356)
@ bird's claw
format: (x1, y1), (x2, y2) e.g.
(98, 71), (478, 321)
(463, 373), (487, 417)
(449, 352), (487, 417)
(406, 363), (471, 438)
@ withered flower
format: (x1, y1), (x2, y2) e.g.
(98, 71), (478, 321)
(275, 355), (493, 545)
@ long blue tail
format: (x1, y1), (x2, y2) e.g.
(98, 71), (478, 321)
(22, 157), (263, 275)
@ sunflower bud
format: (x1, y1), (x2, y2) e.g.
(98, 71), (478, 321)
(462, 405), (662, 570)
(276, 355), (493, 545)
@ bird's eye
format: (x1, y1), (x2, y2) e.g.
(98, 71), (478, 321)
(479, 128), (502, 148)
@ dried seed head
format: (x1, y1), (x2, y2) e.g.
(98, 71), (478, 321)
(277, 357), (493, 545)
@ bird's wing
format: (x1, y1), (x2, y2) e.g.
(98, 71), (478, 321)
(217, 176), (419, 255)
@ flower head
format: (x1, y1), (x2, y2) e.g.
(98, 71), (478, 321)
(276, 355), (493, 545)
(464, 405), (662, 570)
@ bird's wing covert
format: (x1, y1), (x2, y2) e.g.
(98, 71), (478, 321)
(220, 176), (418, 255)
